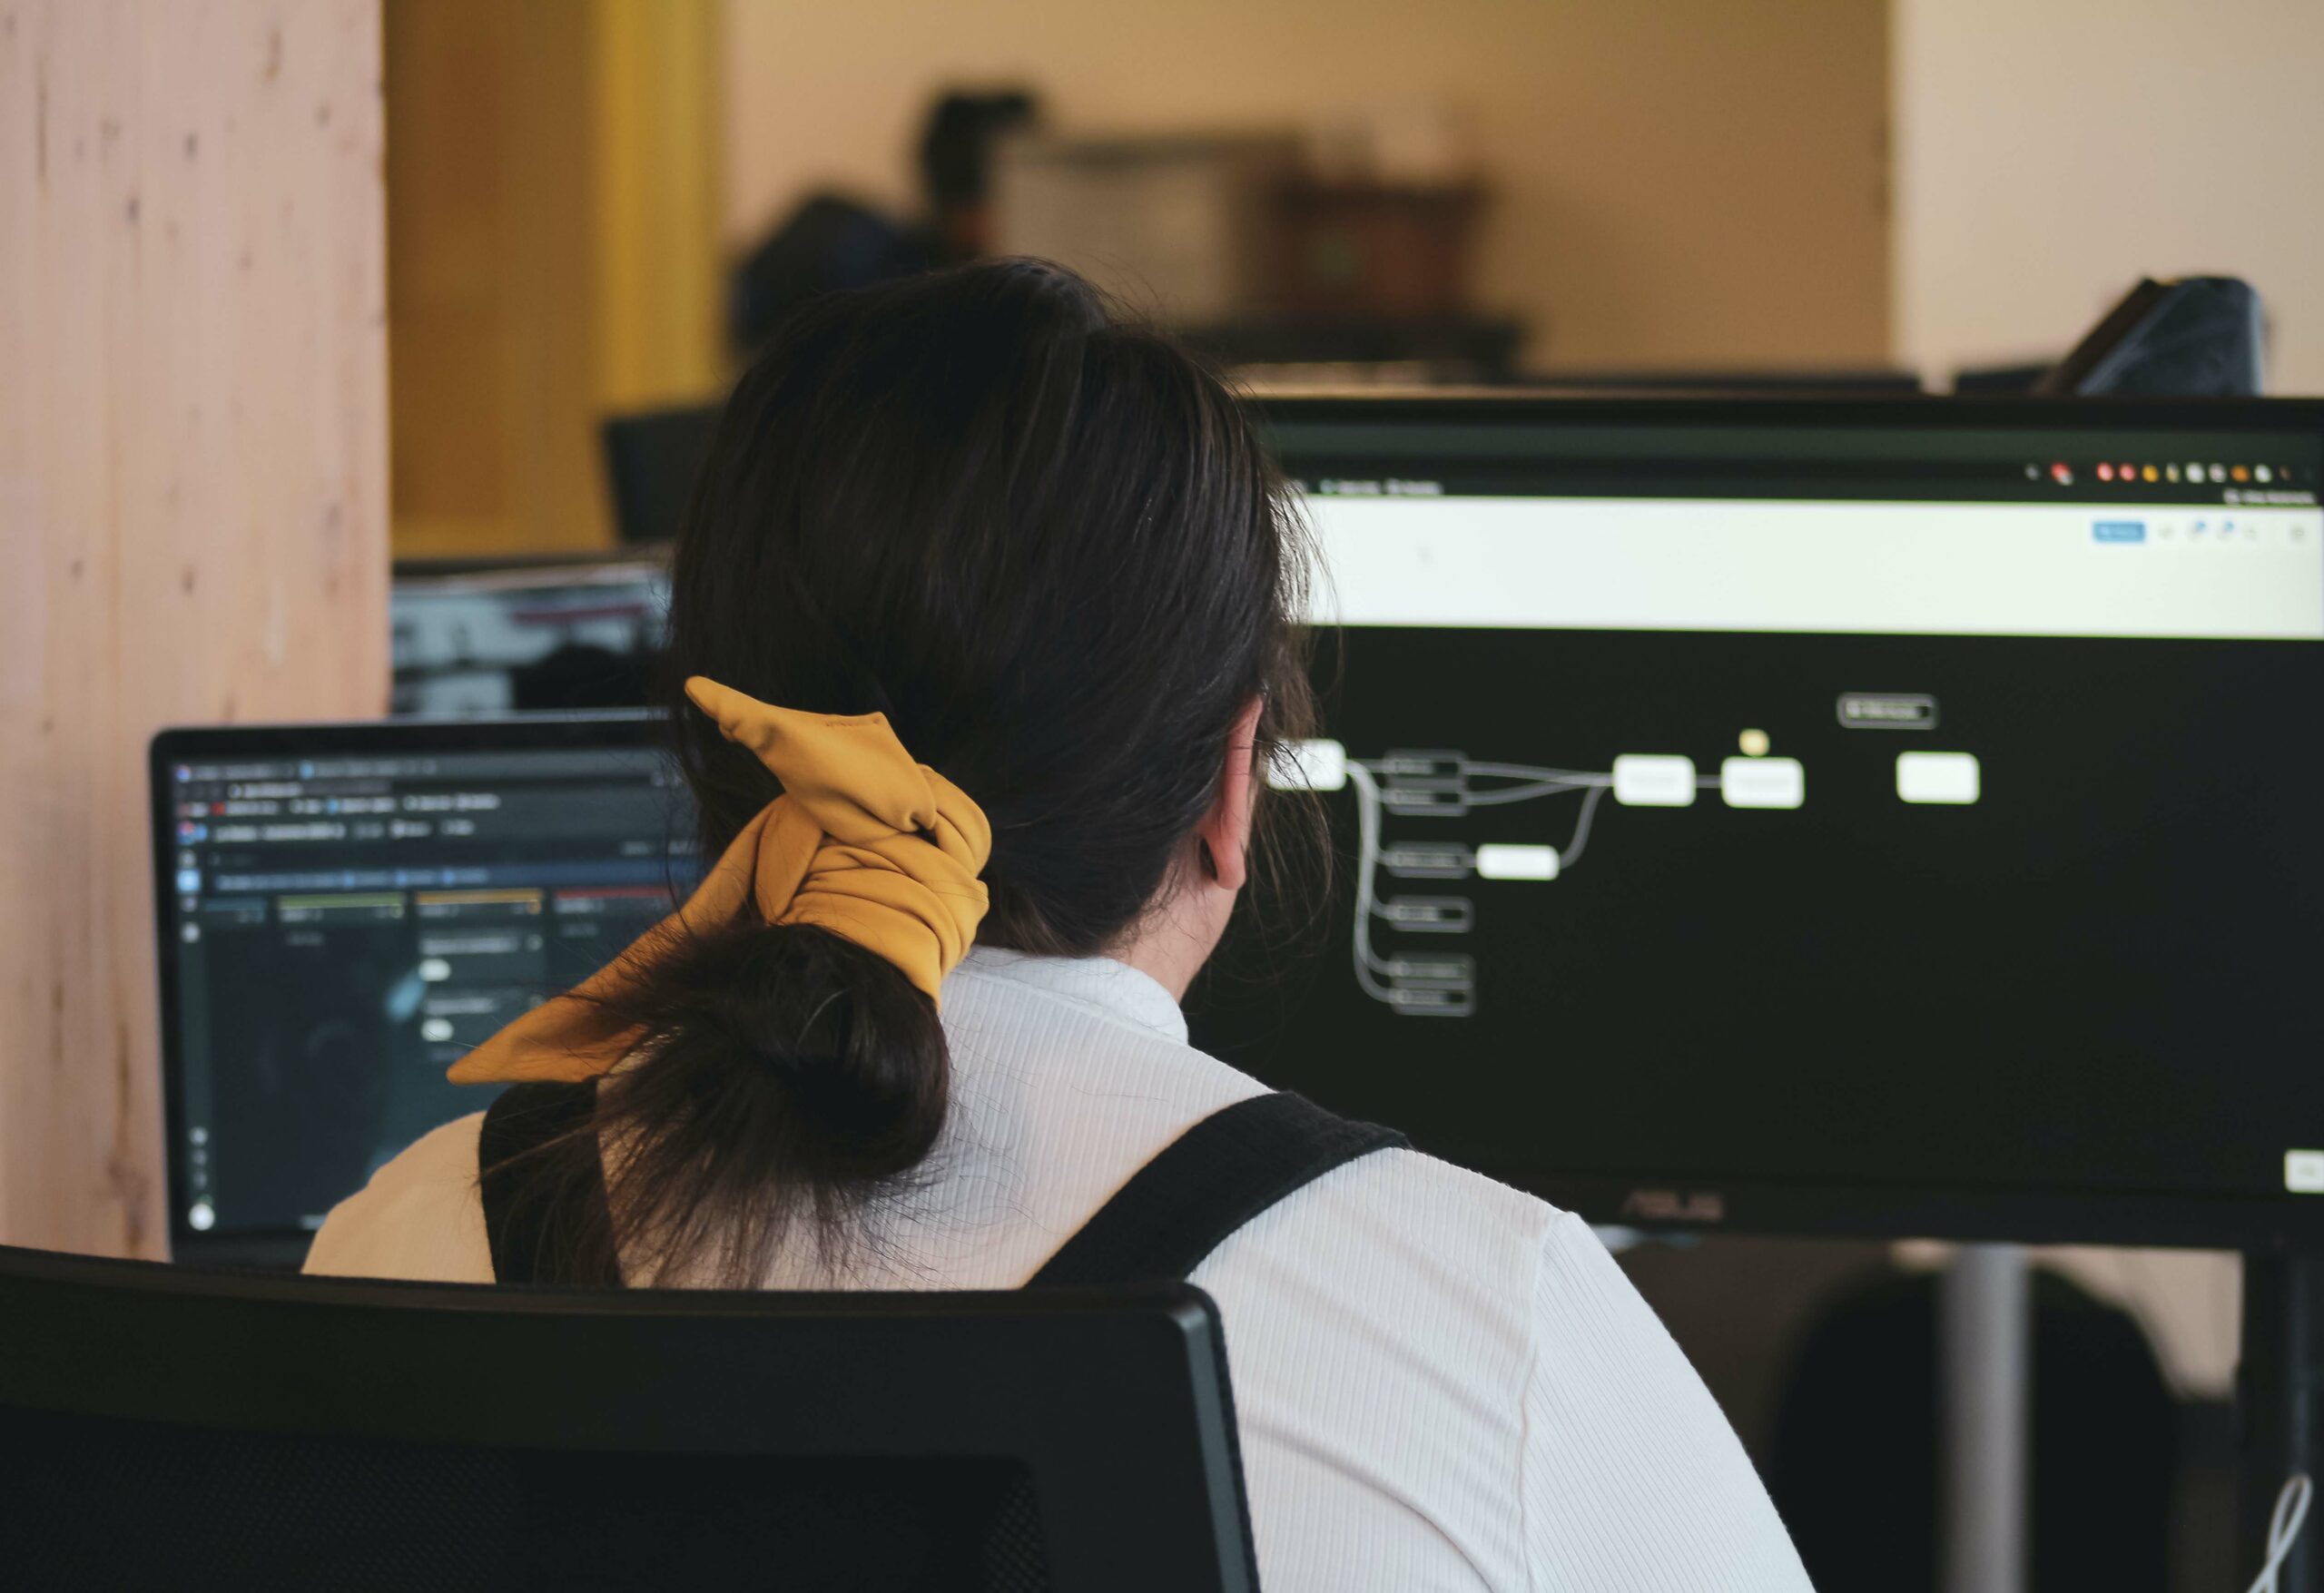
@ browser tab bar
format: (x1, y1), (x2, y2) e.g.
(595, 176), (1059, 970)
(1305, 495), (2324, 640)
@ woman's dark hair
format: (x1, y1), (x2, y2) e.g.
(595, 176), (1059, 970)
(520, 260), (1320, 1287)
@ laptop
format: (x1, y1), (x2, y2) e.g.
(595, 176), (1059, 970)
(151, 713), (694, 1265)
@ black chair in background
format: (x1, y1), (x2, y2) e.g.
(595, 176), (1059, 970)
(2033, 276), (2265, 398)
(1955, 276), (2267, 398)
(602, 404), (719, 546)
(0, 1244), (1258, 1592)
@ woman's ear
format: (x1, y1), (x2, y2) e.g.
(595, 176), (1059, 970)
(1196, 697), (1266, 893)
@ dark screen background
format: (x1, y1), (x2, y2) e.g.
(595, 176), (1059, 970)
(165, 747), (696, 1240)
(199, 921), (411, 1232)
(1188, 624), (2324, 1209)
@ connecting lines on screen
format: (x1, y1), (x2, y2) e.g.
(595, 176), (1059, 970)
(1271, 742), (1806, 1018)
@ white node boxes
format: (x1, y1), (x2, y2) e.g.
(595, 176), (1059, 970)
(1610, 754), (1696, 807)
(1719, 756), (1805, 810)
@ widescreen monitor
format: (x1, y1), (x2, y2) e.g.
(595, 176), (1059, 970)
(1191, 396), (2324, 1248)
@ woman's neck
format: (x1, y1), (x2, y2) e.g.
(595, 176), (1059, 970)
(1103, 877), (1236, 1003)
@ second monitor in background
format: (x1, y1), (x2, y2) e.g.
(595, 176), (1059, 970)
(392, 557), (669, 716)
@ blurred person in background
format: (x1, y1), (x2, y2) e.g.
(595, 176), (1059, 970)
(728, 89), (1039, 357)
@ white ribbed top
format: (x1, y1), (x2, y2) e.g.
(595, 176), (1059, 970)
(306, 947), (1812, 1591)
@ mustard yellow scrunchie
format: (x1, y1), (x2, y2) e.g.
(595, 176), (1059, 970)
(446, 676), (991, 1086)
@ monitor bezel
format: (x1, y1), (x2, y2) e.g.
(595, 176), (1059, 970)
(149, 711), (672, 1266)
(1251, 391), (2324, 1252)
(1254, 389), (2324, 465)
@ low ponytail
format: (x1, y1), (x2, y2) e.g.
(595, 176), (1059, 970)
(456, 680), (987, 1290)
(579, 921), (948, 1286)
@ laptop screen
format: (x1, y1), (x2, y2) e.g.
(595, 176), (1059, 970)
(153, 715), (694, 1251)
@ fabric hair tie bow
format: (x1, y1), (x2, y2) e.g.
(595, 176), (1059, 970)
(448, 676), (991, 1086)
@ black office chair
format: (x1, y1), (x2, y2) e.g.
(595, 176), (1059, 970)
(602, 403), (719, 546)
(0, 1244), (1258, 1592)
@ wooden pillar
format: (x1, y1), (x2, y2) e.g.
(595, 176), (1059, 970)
(0, 1), (389, 1257)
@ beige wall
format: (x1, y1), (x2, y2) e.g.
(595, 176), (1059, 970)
(1894, 0), (2324, 393)
(0, 0), (389, 1255)
(723, 0), (1891, 372)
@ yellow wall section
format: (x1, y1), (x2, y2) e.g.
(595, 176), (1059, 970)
(596, 0), (724, 414)
(387, 0), (722, 556)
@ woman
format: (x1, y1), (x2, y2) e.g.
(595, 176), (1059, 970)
(309, 261), (1811, 1591)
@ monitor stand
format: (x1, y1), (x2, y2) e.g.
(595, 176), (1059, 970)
(1940, 1245), (2029, 1593)
(1945, 1245), (2319, 1590)
(2240, 1252), (2322, 1591)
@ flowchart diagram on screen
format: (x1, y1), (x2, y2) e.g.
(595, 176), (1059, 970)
(1270, 733), (1982, 1017)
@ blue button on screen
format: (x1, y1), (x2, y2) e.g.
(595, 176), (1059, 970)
(2093, 520), (2147, 544)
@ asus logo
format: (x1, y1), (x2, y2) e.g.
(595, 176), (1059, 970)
(1619, 1187), (1727, 1224)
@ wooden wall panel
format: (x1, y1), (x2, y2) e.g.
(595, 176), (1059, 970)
(0, 0), (389, 1256)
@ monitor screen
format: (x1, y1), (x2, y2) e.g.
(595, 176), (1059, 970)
(153, 715), (696, 1254)
(391, 558), (668, 716)
(1191, 397), (2324, 1246)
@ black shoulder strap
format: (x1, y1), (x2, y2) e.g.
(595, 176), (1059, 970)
(478, 1083), (1402, 1290)
(477, 1080), (618, 1286)
(1028, 1092), (1406, 1289)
